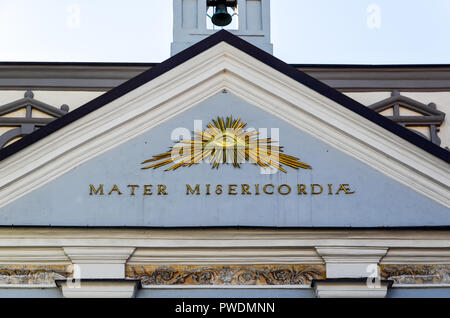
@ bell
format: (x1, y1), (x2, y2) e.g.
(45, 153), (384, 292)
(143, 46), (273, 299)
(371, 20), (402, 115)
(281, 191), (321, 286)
(211, 4), (232, 27)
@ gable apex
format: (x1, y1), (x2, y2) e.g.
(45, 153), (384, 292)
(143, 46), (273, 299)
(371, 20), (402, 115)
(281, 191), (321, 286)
(0, 30), (448, 164)
(0, 30), (448, 211)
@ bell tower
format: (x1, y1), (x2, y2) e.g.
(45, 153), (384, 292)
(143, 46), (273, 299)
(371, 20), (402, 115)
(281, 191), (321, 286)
(171, 0), (273, 55)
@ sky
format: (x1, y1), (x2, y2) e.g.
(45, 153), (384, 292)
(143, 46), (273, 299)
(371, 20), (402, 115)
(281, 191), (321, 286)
(0, 0), (449, 64)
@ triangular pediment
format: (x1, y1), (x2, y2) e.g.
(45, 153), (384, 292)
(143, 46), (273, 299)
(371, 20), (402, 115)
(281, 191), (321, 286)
(0, 31), (448, 227)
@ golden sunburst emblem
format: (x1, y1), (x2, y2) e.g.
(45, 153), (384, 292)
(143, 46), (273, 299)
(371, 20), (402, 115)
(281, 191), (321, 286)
(141, 116), (311, 173)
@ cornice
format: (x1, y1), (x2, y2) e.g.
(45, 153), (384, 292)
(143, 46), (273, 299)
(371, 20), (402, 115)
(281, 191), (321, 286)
(1, 63), (449, 92)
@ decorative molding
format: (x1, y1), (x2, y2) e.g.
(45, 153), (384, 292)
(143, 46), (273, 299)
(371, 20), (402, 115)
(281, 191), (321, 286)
(63, 247), (135, 279)
(312, 278), (392, 298)
(369, 90), (446, 145)
(0, 43), (448, 211)
(128, 247), (323, 265)
(0, 228), (449, 249)
(0, 63), (155, 91)
(295, 66), (450, 92)
(56, 279), (139, 298)
(126, 265), (325, 286)
(63, 247), (136, 264)
(316, 247), (389, 261)
(0, 90), (69, 148)
(381, 248), (450, 264)
(381, 264), (450, 285)
(140, 285), (312, 289)
(315, 247), (388, 278)
(0, 229), (447, 290)
(0, 265), (71, 285)
(0, 247), (69, 265)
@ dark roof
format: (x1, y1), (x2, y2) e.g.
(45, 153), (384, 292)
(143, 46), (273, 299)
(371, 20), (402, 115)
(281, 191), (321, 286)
(0, 61), (158, 67)
(1, 61), (450, 68)
(0, 30), (448, 163)
(290, 63), (450, 68)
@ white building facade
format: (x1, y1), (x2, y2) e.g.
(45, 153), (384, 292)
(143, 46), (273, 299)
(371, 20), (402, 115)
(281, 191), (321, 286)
(0, 1), (449, 298)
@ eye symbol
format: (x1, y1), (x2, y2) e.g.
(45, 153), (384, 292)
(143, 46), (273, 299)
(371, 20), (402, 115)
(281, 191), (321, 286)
(207, 132), (246, 149)
(141, 116), (312, 172)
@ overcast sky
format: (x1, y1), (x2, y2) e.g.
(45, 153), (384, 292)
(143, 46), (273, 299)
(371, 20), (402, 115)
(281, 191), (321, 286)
(0, 0), (449, 64)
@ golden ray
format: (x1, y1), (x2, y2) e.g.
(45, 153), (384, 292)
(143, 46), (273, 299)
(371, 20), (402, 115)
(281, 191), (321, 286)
(141, 116), (312, 172)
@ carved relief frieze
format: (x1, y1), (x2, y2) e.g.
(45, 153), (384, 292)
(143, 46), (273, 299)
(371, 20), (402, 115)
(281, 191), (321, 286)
(380, 264), (450, 285)
(126, 264), (325, 286)
(0, 265), (72, 285)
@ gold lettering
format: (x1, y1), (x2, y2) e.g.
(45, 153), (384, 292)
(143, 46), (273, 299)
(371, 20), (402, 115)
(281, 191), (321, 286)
(241, 184), (251, 195)
(89, 184), (104, 195)
(127, 185), (139, 196)
(186, 184), (200, 195)
(228, 184), (237, 195)
(263, 184), (274, 195)
(158, 184), (168, 195)
(278, 184), (291, 195)
(344, 184), (355, 194)
(297, 184), (307, 195)
(108, 184), (122, 195)
(144, 185), (153, 195)
(311, 184), (323, 195)
(88, 183), (355, 197)
(336, 184), (355, 195)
